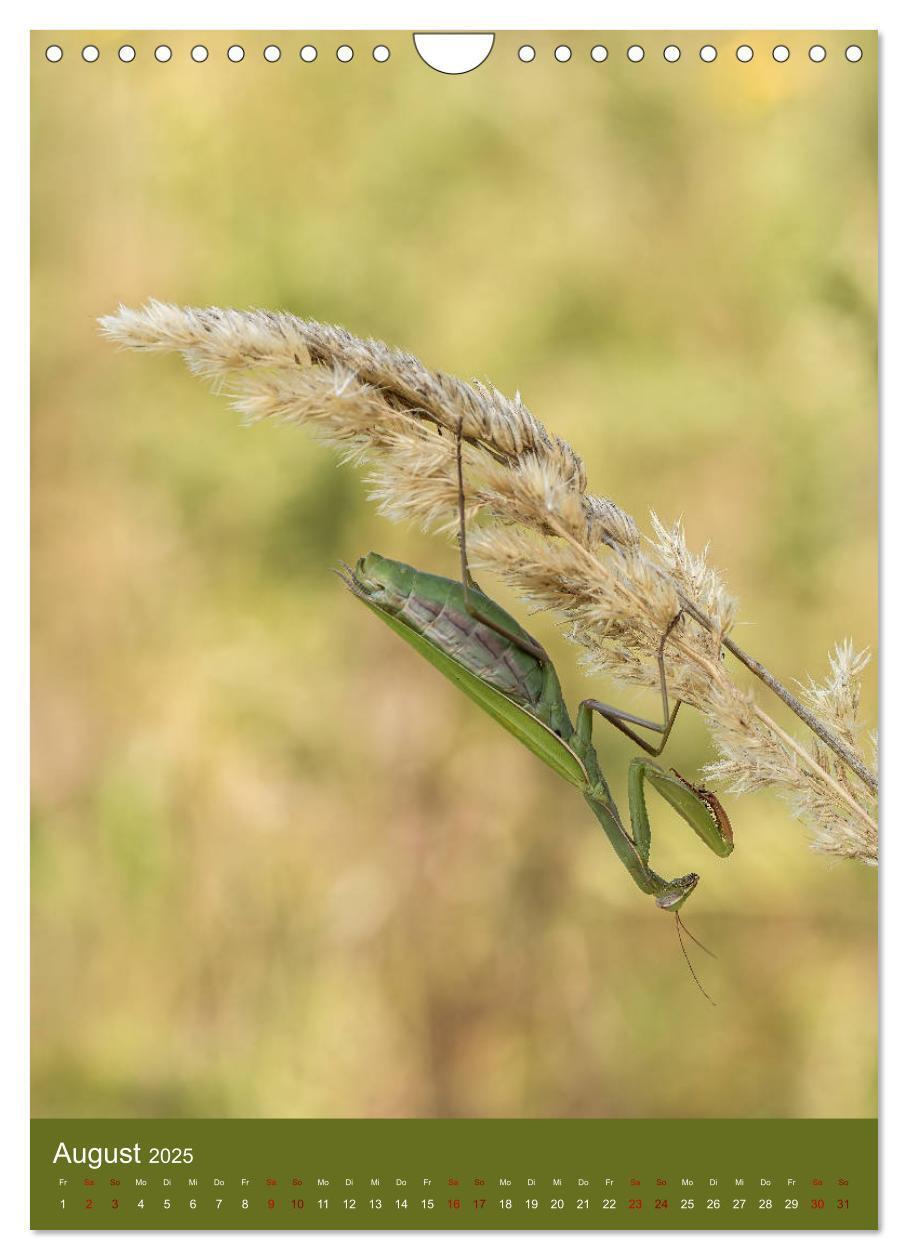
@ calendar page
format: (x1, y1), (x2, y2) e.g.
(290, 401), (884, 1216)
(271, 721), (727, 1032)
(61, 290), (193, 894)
(30, 26), (878, 1232)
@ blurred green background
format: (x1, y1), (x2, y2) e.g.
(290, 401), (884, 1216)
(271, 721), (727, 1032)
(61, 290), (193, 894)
(31, 31), (877, 1119)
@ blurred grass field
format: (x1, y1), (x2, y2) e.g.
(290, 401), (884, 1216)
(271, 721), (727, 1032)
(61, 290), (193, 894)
(31, 31), (877, 1118)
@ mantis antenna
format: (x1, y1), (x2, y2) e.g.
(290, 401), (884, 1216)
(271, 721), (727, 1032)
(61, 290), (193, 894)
(675, 913), (717, 1005)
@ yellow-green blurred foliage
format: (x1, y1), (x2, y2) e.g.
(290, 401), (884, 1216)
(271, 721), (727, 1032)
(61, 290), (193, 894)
(31, 32), (877, 1118)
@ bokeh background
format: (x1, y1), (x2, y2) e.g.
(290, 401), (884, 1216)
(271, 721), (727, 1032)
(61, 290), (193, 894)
(31, 31), (877, 1118)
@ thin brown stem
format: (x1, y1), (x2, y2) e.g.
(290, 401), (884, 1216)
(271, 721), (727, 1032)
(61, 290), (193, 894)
(677, 597), (877, 792)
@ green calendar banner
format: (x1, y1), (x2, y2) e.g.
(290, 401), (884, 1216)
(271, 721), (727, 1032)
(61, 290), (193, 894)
(31, 1119), (876, 1230)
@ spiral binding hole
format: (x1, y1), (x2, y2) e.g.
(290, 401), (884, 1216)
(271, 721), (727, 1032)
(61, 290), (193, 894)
(554, 45), (571, 63)
(627, 45), (645, 62)
(300, 45), (317, 63)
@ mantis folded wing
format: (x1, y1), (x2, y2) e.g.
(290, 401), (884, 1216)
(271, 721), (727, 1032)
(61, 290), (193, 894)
(340, 553), (733, 915)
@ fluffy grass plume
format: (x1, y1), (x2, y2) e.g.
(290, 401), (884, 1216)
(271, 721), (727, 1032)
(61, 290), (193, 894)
(100, 302), (878, 864)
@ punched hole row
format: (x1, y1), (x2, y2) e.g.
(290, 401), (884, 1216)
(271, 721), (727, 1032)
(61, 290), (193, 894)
(44, 43), (391, 64)
(46, 41), (865, 66)
(521, 43), (863, 64)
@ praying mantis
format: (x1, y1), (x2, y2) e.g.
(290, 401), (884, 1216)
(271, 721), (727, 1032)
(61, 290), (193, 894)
(338, 423), (733, 995)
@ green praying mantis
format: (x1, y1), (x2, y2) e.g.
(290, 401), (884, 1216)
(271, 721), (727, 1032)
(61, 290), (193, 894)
(338, 422), (734, 998)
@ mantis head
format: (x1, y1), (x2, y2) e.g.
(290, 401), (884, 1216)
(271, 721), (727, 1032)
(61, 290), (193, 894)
(655, 871), (700, 911)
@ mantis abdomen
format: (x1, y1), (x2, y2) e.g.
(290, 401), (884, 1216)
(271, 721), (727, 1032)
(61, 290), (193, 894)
(347, 553), (577, 744)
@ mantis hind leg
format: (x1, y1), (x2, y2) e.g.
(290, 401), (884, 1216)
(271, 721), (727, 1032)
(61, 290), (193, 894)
(578, 611), (684, 756)
(454, 414), (549, 664)
(455, 414), (480, 593)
